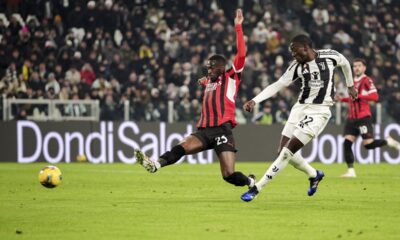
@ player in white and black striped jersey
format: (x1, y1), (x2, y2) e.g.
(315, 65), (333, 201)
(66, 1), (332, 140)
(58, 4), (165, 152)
(241, 35), (358, 202)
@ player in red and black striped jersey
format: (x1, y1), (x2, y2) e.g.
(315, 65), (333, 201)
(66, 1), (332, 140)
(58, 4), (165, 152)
(337, 58), (400, 177)
(135, 9), (256, 189)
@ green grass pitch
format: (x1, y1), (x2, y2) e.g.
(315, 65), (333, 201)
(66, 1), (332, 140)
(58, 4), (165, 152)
(1, 162), (399, 240)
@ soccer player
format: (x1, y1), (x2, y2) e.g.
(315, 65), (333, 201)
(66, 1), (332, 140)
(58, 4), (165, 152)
(337, 58), (400, 178)
(240, 34), (358, 202)
(134, 9), (256, 189)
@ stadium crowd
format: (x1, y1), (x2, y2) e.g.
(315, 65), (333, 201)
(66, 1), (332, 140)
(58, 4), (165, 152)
(0, 0), (399, 123)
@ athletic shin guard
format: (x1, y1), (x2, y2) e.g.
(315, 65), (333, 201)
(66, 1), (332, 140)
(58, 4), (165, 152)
(255, 147), (293, 191)
(158, 145), (186, 167)
(223, 172), (250, 186)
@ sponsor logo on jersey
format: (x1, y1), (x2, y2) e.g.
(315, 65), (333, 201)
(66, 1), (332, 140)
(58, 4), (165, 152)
(205, 82), (219, 92)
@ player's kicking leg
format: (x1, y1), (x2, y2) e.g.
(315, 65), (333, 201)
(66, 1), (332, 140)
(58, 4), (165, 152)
(241, 136), (325, 202)
(135, 135), (203, 173)
(135, 150), (159, 173)
(241, 109), (330, 202)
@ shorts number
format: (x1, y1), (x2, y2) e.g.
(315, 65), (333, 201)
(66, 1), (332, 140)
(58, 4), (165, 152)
(359, 125), (368, 134)
(298, 115), (314, 128)
(215, 135), (228, 145)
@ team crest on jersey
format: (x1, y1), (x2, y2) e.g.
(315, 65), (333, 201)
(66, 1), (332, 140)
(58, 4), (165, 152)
(318, 62), (326, 70)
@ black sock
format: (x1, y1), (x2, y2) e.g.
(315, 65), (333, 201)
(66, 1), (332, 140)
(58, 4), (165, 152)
(344, 139), (355, 168)
(158, 145), (186, 167)
(364, 139), (387, 149)
(223, 172), (250, 186)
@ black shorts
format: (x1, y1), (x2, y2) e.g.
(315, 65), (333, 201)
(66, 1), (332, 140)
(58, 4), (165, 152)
(191, 122), (237, 155)
(344, 117), (374, 139)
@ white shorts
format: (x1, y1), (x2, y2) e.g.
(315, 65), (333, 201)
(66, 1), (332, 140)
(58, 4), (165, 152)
(281, 103), (331, 145)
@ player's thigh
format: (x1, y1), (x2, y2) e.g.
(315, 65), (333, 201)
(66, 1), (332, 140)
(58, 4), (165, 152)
(281, 123), (295, 141)
(180, 134), (204, 154)
(217, 151), (236, 177)
(281, 104), (301, 139)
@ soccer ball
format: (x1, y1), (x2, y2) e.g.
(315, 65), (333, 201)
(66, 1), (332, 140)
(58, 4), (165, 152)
(38, 166), (62, 188)
(76, 154), (87, 162)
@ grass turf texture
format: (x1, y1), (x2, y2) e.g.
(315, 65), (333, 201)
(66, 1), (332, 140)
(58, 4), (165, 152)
(1, 163), (399, 240)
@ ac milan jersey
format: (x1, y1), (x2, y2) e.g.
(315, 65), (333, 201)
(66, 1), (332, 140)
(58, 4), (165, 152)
(197, 25), (245, 129)
(347, 75), (378, 119)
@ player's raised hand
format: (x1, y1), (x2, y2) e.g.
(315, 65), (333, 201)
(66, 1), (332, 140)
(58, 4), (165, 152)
(243, 100), (255, 112)
(234, 9), (243, 25)
(348, 86), (358, 100)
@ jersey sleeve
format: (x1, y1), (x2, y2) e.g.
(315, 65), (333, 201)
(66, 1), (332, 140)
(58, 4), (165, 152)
(359, 77), (378, 101)
(277, 60), (299, 86)
(365, 77), (377, 93)
(232, 24), (246, 73)
(325, 49), (353, 87)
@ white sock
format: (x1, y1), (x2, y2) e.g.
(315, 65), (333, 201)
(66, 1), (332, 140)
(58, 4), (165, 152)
(248, 177), (255, 188)
(290, 152), (317, 178)
(154, 161), (161, 169)
(255, 147), (293, 191)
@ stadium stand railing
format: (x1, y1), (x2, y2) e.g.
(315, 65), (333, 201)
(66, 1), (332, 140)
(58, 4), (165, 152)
(3, 98), (100, 121)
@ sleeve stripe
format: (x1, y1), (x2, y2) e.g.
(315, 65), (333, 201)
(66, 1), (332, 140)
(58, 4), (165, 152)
(287, 61), (298, 71)
(292, 64), (299, 81)
(232, 64), (244, 73)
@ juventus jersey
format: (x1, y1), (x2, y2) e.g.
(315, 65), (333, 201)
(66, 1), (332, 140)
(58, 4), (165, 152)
(279, 49), (351, 106)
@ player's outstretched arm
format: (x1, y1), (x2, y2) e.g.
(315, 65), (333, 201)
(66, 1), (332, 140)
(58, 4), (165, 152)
(233, 9), (245, 72)
(336, 52), (358, 100)
(251, 80), (286, 105)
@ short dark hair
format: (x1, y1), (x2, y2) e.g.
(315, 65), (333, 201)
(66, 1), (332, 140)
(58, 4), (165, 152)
(353, 58), (367, 66)
(291, 34), (313, 48)
(207, 54), (226, 68)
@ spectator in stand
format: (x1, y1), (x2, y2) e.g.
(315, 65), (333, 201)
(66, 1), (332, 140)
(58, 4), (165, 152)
(252, 102), (274, 125)
(80, 63), (96, 85)
(45, 73), (60, 95)
(65, 93), (87, 117)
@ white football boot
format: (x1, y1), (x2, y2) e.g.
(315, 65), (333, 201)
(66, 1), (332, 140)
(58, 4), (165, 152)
(341, 168), (356, 178)
(135, 150), (158, 173)
(386, 137), (400, 151)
